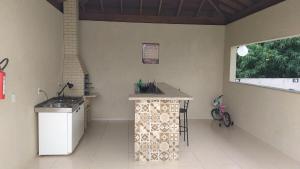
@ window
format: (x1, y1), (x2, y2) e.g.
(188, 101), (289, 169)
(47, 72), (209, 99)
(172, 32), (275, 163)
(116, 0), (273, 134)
(230, 36), (300, 92)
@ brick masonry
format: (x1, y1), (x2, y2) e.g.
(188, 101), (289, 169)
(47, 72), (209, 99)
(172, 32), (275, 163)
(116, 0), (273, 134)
(63, 0), (85, 96)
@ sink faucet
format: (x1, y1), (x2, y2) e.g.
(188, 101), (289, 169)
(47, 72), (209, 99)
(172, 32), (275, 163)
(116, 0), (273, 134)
(57, 82), (74, 98)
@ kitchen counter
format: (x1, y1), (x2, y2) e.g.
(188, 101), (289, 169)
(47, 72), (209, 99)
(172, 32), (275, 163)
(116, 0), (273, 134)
(129, 82), (193, 161)
(83, 94), (97, 98)
(129, 82), (193, 100)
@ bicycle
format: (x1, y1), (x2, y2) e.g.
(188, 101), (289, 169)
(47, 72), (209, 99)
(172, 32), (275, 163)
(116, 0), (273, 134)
(211, 95), (234, 127)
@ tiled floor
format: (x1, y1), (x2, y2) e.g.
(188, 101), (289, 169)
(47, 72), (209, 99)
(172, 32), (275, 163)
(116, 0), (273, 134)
(27, 120), (300, 169)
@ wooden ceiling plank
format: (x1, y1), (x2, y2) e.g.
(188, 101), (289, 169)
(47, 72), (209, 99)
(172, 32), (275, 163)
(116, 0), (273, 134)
(232, 0), (251, 8)
(228, 0), (284, 23)
(157, 0), (163, 16)
(176, 0), (184, 16)
(99, 0), (104, 12)
(47, 0), (64, 12)
(196, 0), (206, 17)
(224, 0), (245, 10)
(219, 1), (238, 13)
(80, 13), (226, 25)
(140, 0), (143, 15)
(77, 0), (285, 25)
(207, 0), (226, 17)
(219, 0), (242, 11)
(219, 4), (235, 15)
(79, 0), (89, 12)
(120, 0), (123, 14)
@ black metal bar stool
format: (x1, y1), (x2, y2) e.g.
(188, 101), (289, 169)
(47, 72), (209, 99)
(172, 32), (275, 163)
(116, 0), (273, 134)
(179, 100), (189, 146)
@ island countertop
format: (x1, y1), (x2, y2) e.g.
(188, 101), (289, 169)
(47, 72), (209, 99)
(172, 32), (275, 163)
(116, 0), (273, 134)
(129, 82), (193, 100)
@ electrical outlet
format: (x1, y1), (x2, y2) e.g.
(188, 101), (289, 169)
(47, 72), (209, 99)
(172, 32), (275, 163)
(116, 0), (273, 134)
(11, 93), (16, 103)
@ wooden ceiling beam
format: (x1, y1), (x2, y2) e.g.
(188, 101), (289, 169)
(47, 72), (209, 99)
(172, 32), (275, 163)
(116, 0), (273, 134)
(120, 0), (123, 14)
(176, 0), (184, 16)
(195, 0), (206, 17)
(232, 0), (251, 8)
(47, 0), (64, 12)
(79, 0), (89, 12)
(219, 1), (238, 13)
(140, 0), (143, 15)
(75, 0), (285, 25)
(99, 0), (104, 12)
(225, 0), (245, 10)
(219, 0), (242, 11)
(79, 0), (88, 5)
(228, 0), (285, 23)
(219, 4), (236, 15)
(157, 0), (163, 16)
(80, 13), (226, 25)
(207, 0), (226, 17)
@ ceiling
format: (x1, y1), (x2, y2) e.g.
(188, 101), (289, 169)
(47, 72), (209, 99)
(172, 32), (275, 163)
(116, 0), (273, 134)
(47, 0), (285, 25)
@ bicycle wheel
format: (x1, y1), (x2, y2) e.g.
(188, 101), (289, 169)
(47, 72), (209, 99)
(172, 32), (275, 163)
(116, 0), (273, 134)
(223, 112), (232, 127)
(211, 108), (222, 120)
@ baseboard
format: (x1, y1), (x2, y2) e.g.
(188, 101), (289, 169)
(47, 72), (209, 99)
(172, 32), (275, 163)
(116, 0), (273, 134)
(91, 117), (211, 121)
(91, 118), (132, 121)
(90, 112), (212, 121)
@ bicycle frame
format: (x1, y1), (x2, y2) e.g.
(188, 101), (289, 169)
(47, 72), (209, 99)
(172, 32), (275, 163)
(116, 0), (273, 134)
(212, 95), (225, 118)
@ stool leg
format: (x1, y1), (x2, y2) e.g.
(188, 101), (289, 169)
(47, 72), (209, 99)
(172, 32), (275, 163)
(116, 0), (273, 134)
(186, 111), (189, 146)
(183, 112), (186, 142)
(179, 113), (181, 136)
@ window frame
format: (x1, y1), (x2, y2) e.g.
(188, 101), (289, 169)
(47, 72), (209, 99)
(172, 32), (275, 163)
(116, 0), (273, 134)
(229, 35), (300, 94)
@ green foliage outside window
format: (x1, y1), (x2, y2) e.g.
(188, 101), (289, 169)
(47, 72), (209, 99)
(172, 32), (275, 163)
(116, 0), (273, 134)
(236, 37), (300, 78)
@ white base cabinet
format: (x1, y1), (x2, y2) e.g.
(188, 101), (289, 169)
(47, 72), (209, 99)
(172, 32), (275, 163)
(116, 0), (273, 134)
(38, 104), (84, 155)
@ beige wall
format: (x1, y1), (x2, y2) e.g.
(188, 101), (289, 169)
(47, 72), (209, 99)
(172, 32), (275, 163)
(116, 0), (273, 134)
(0, 1), (63, 169)
(80, 21), (225, 120)
(224, 0), (300, 161)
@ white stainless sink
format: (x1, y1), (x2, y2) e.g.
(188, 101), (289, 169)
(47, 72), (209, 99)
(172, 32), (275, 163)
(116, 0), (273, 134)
(35, 97), (84, 113)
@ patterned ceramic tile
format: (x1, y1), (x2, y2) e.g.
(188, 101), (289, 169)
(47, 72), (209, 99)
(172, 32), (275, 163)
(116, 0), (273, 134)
(150, 142), (159, 153)
(160, 133), (169, 142)
(135, 99), (180, 161)
(151, 113), (160, 123)
(160, 122), (170, 132)
(159, 151), (169, 161)
(151, 123), (159, 132)
(151, 153), (159, 161)
(150, 132), (160, 142)
(135, 133), (140, 142)
(141, 133), (150, 142)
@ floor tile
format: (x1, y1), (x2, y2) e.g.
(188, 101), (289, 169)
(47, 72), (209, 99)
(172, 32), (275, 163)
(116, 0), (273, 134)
(26, 120), (300, 169)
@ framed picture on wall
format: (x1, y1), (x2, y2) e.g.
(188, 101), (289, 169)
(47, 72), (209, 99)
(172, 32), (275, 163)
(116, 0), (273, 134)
(142, 43), (159, 64)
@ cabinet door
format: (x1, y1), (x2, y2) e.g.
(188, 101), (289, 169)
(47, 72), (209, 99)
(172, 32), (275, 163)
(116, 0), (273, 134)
(71, 104), (85, 152)
(72, 107), (80, 151)
(39, 113), (68, 155)
(78, 104), (85, 138)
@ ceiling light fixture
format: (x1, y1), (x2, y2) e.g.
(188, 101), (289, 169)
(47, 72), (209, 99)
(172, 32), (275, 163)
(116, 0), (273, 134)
(237, 45), (249, 57)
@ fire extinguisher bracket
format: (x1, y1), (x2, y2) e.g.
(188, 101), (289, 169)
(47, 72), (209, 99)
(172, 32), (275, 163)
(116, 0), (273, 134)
(0, 58), (9, 100)
(0, 58), (9, 71)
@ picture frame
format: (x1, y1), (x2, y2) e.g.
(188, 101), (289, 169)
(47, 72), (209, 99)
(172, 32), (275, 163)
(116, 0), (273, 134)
(142, 43), (159, 64)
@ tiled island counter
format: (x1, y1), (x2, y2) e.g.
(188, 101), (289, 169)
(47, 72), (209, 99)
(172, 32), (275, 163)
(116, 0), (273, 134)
(129, 83), (193, 161)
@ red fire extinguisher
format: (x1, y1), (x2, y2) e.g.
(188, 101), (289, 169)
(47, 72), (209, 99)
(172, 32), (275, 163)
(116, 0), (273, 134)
(0, 58), (9, 100)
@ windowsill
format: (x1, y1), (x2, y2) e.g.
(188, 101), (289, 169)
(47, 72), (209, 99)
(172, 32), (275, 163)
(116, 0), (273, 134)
(230, 81), (300, 94)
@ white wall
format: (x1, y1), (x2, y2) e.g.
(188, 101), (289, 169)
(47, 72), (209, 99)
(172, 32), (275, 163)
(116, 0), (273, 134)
(0, 1), (63, 169)
(80, 21), (225, 120)
(224, 0), (300, 161)
(238, 78), (300, 92)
